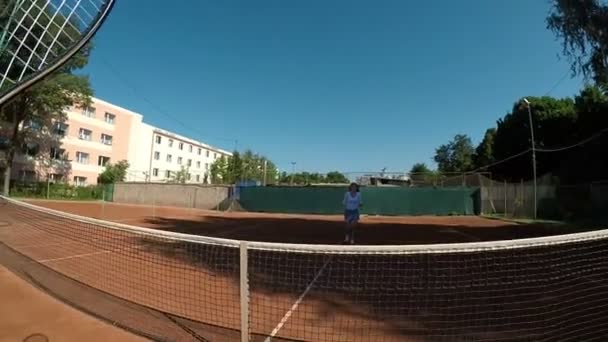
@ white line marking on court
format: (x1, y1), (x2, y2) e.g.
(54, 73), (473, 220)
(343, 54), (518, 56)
(15, 241), (84, 249)
(36, 250), (113, 263)
(264, 257), (333, 341)
(35, 246), (145, 264)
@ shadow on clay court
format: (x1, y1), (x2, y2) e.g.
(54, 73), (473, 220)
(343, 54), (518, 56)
(134, 214), (589, 245)
(133, 215), (608, 340)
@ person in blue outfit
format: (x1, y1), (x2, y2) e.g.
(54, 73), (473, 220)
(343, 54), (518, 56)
(342, 182), (362, 244)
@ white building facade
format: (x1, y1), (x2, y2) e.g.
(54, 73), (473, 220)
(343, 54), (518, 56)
(126, 123), (231, 184)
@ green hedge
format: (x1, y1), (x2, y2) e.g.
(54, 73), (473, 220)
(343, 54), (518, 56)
(10, 182), (113, 201)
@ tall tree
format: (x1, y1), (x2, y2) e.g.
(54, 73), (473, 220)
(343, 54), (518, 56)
(210, 156), (228, 184)
(474, 128), (496, 169)
(547, 0), (608, 85)
(0, 3), (93, 194)
(491, 96), (577, 180)
(209, 151), (278, 185)
(433, 134), (475, 173)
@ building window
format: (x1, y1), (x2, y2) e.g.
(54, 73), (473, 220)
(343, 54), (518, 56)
(82, 106), (95, 118)
(104, 112), (116, 124)
(177, 157), (182, 165)
(22, 143), (38, 157)
(49, 173), (64, 182)
(52, 122), (68, 137)
(78, 128), (92, 141)
(98, 156), (110, 166)
(101, 134), (113, 145)
(75, 152), (89, 164)
(73, 176), (87, 186)
(205, 163), (209, 170)
(187, 173), (191, 181)
(154, 151), (160, 160)
(50, 147), (66, 160)
(166, 154), (172, 162)
(168, 139), (174, 147)
(187, 159), (192, 167)
(206, 150), (209, 157)
(178, 142), (183, 150)
(198, 148), (201, 155)
(152, 168), (159, 177)
(19, 170), (36, 182)
(214, 153), (217, 159)
(165, 170), (171, 178)
(196, 161), (201, 168)
(188, 145), (193, 153)
(155, 135), (162, 144)
(196, 174), (200, 182)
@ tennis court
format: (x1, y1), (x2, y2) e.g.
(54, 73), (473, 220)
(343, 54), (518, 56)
(2, 198), (608, 341)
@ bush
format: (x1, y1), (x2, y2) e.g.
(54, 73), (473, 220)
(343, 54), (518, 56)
(10, 181), (112, 201)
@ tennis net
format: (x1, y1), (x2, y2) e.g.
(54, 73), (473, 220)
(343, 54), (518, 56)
(1, 196), (608, 341)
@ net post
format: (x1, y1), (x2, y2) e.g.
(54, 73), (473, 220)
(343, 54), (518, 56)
(102, 187), (106, 220)
(239, 241), (250, 342)
(152, 185), (156, 219)
(521, 179), (525, 217)
(504, 180), (507, 217)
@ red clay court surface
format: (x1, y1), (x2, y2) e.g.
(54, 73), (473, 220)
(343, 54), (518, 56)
(1, 199), (598, 341)
(22, 199), (568, 245)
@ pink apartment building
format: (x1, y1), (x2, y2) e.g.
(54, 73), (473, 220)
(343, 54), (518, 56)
(8, 97), (230, 186)
(11, 97), (142, 186)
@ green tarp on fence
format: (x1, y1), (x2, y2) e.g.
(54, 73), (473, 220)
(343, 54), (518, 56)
(239, 186), (480, 216)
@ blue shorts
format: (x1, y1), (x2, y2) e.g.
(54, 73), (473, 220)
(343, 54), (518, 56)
(344, 209), (360, 224)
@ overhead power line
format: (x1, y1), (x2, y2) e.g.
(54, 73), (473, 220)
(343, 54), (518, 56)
(99, 57), (238, 146)
(535, 127), (608, 153)
(471, 125), (608, 172)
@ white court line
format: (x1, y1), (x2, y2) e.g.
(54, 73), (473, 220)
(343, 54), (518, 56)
(14, 241), (85, 249)
(264, 257), (333, 341)
(35, 246), (145, 264)
(36, 250), (113, 263)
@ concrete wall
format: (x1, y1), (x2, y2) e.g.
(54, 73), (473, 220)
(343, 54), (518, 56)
(113, 182), (230, 210)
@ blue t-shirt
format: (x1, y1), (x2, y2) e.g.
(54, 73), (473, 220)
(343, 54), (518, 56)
(343, 192), (362, 211)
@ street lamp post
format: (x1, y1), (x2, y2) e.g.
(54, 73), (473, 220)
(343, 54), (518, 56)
(523, 98), (537, 219)
(291, 162), (296, 186)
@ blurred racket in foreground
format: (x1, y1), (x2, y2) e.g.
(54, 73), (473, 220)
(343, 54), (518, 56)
(0, 0), (115, 106)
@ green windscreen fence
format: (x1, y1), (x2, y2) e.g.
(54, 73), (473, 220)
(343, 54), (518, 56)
(238, 186), (481, 216)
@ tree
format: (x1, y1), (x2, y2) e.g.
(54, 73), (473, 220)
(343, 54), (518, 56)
(433, 134), (475, 173)
(210, 156), (228, 184)
(98, 160), (129, 184)
(170, 166), (189, 184)
(474, 128), (496, 169)
(241, 149), (278, 184)
(0, 4), (93, 194)
(547, 0), (608, 85)
(325, 171), (349, 184)
(209, 150), (278, 185)
(409, 163), (432, 175)
(491, 96), (577, 180)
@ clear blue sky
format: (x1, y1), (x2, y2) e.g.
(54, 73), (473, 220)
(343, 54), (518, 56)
(82, 0), (584, 174)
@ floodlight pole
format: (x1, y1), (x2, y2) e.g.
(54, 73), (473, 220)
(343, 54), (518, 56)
(523, 98), (537, 219)
(291, 162), (296, 186)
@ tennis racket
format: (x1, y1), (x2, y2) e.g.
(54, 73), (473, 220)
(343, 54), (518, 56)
(0, 0), (115, 106)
